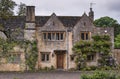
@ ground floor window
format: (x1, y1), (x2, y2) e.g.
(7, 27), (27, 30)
(87, 54), (94, 61)
(8, 53), (21, 64)
(70, 55), (75, 61)
(41, 53), (50, 62)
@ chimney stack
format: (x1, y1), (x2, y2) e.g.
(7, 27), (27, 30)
(26, 6), (35, 22)
(89, 8), (94, 21)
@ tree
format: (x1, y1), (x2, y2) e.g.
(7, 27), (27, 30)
(17, 2), (26, 16)
(115, 34), (120, 48)
(0, 0), (17, 39)
(94, 16), (120, 37)
(0, 0), (16, 19)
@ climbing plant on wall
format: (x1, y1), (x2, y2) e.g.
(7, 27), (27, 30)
(72, 40), (95, 70)
(0, 38), (16, 57)
(73, 35), (112, 70)
(25, 41), (38, 71)
(17, 40), (38, 71)
(92, 35), (112, 67)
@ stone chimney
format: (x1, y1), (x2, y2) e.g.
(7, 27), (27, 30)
(26, 6), (35, 22)
(89, 8), (94, 21)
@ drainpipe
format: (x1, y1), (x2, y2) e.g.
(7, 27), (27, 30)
(66, 29), (69, 70)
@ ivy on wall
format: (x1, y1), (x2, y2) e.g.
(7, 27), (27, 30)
(92, 35), (112, 67)
(0, 37), (38, 71)
(17, 40), (38, 71)
(73, 35), (112, 70)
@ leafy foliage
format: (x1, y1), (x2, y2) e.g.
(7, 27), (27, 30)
(73, 35), (112, 70)
(115, 34), (120, 48)
(17, 2), (26, 16)
(25, 41), (38, 71)
(94, 16), (118, 27)
(16, 40), (38, 71)
(81, 71), (119, 79)
(0, 0), (17, 39)
(92, 35), (112, 67)
(73, 41), (95, 70)
(94, 16), (120, 37)
(0, 38), (16, 57)
(0, 0), (16, 19)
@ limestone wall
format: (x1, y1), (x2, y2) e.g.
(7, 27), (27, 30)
(113, 49), (120, 65)
(0, 52), (25, 71)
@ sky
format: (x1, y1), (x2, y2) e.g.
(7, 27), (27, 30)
(13, 0), (120, 23)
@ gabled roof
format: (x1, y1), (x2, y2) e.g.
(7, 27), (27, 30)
(35, 16), (81, 27)
(41, 13), (66, 31)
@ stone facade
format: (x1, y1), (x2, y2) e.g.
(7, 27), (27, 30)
(0, 6), (115, 71)
(113, 49), (120, 65)
(0, 46), (25, 71)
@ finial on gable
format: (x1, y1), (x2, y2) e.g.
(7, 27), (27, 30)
(51, 12), (56, 16)
(83, 12), (87, 16)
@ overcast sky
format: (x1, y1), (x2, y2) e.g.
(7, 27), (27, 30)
(13, 0), (120, 23)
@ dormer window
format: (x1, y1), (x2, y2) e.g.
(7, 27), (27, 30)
(80, 32), (91, 40)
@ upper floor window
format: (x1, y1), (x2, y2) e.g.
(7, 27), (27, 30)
(43, 32), (64, 41)
(80, 32), (90, 40)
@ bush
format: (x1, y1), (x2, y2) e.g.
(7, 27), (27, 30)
(90, 66), (97, 70)
(81, 71), (119, 79)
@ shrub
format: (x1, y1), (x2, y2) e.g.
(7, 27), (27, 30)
(81, 71), (119, 79)
(90, 66), (97, 70)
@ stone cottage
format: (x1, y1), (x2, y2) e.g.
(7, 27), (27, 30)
(0, 6), (114, 71)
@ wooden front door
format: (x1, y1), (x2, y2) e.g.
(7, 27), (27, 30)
(57, 54), (64, 69)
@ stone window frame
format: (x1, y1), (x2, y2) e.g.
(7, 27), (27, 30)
(41, 52), (50, 62)
(42, 32), (65, 41)
(80, 31), (91, 40)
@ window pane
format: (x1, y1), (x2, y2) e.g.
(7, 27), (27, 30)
(60, 33), (63, 40)
(41, 54), (45, 61)
(15, 54), (21, 63)
(81, 33), (84, 40)
(52, 33), (55, 40)
(56, 33), (59, 40)
(48, 33), (51, 40)
(46, 54), (49, 61)
(86, 33), (88, 40)
(87, 55), (94, 61)
(43, 33), (46, 40)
